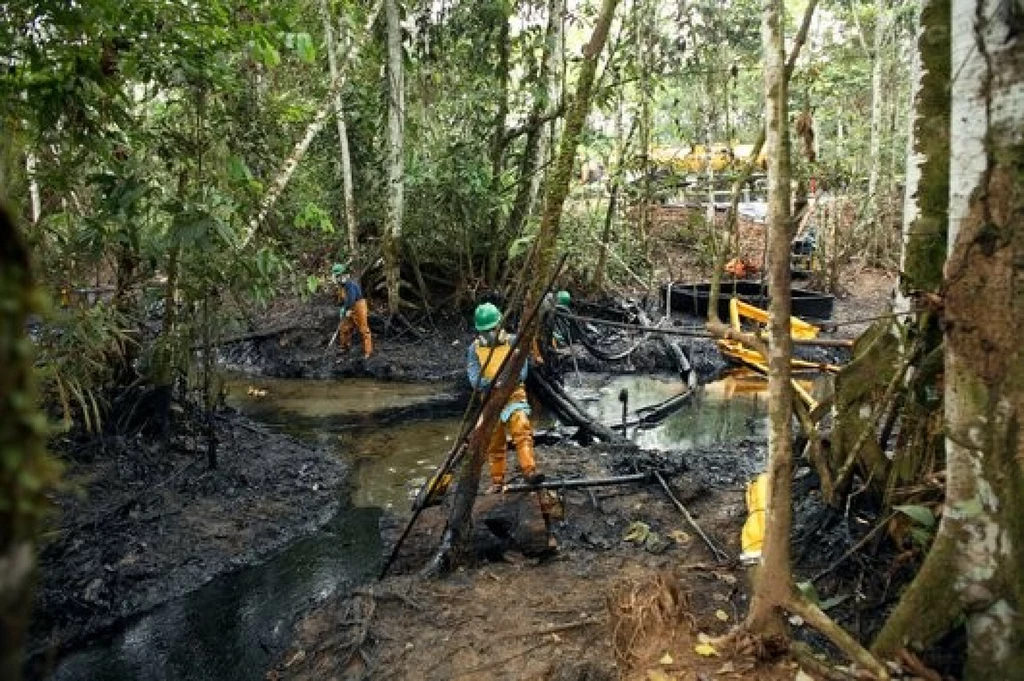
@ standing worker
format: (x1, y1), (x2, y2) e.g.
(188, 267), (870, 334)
(331, 263), (372, 360)
(467, 302), (544, 492)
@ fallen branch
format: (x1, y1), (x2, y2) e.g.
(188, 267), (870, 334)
(653, 471), (730, 562)
(510, 617), (606, 638)
(785, 593), (889, 680)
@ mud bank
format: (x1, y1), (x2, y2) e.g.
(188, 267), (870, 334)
(28, 410), (347, 671)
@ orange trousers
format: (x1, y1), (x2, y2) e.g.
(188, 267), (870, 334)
(486, 410), (536, 485)
(338, 298), (372, 358)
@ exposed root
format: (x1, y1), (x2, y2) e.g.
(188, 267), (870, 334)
(606, 571), (690, 666)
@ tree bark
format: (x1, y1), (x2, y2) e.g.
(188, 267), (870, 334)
(744, 0), (794, 636)
(320, 0), (359, 256)
(383, 0), (405, 314)
(429, 0), (621, 573)
(873, 1), (1024, 675)
(0, 205), (59, 681)
(485, 12), (511, 285)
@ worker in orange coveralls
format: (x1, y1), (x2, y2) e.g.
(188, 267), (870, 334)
(467, 302), (544, 493)
(331, 263), (372, 360)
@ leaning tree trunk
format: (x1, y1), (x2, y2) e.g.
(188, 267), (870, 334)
(320, 0), (359, 256)
(242, 0), (383, 248)
(383, 0), (405, 314)
(0, 205), (60, 681)
(427, 0), (621, 573)
(743, 0), (795, 636)
(872, 1), (1024, 675)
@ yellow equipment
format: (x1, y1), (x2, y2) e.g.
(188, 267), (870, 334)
(740, 472), (768, 564)
(715, 298), (840, 411)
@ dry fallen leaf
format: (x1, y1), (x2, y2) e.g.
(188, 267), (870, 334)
(659, 652), (674, 665)
(716, 661), (735, 674)
(697, 632), (712, 644)
(694, 642), (719, 657)
(646, 670), (675, 681)
(794, 670), (815, 681)
(715, 609), (729, 622)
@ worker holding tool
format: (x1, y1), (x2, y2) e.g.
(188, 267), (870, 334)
(467, 302), (544, 493)
(331, 263), (372, 360)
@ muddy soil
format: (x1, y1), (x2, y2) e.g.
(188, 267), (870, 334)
(28, 409), (347, 672)
(218, 298), (470, 382)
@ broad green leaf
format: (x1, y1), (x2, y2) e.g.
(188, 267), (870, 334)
(894, 504), (936, 528)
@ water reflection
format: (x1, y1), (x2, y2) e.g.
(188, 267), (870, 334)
(573, 372), (769, 450)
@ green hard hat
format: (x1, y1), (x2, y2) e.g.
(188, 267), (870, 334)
(556, 290), (571, 306)
(331, 263), (347, 276)
(474, 303), (502, 332)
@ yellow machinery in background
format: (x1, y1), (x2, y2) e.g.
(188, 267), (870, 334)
(650, 143), (768, 175)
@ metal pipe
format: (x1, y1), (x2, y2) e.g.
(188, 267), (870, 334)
(503, 472), (649, 492)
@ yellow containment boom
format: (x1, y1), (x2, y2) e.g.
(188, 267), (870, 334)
(716, 298), (841, 411)
(740, 472), (768, 564)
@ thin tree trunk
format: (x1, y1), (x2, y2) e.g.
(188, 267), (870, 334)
(708, 0), (818, 322)
(526, 0), (565, 224)
(592, 95), (630, 292)
(866, 0), (887, 260)
(242, 0), (383, 248)
(873, 1), (1024, 675)
(320, 0), (359, 255)
(383, 0), (405, 314)
(485, 13), (511, 284)
(428, 0), (621, 574)
(744, 0), (794, 636)
(502, 0), (564, 278)
(26, 153), (40, 224)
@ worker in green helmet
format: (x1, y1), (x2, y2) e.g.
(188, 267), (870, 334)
(331, 263), (372, 359)
(467, 302), (543, 492)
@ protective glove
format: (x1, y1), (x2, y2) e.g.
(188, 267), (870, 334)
(339, 307), (349, 319)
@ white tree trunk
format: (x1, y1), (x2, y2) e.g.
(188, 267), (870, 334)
(943, 3), (1024, 672)
(320, 0), (359, 256)
(383, 0), (405, 313)
(866, 0), (887, 255)
(25, 153), (40, 224)
(242, 0), (383, 248)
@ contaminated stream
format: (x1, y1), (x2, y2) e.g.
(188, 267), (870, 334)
(47, 372), (767, 681)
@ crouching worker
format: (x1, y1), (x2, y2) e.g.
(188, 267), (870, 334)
(468, 302), (544, 493)
(331, 263), (372, 360)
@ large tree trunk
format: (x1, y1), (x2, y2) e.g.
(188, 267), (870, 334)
(873, 1), (1024, 675)
(427, 0), (621, 574)
(383, 0), (405, 314)
(0, 205), (59, 681)
(525, 0), (565, 231)
(320, 0), (359, 256)
(743, 0), (794, 636)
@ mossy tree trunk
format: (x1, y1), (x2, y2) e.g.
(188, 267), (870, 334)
(0, 205), (61, 681)
(873, 1), (1024, 675)
(429, 0), (621, 572)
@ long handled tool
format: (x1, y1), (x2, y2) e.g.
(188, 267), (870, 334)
(379, 255), (568, 579)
